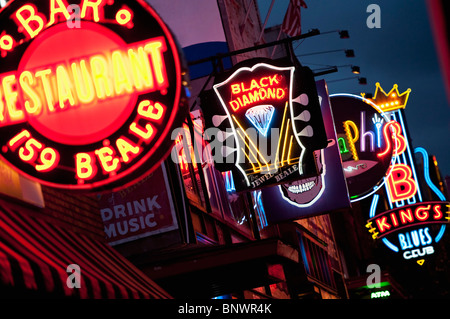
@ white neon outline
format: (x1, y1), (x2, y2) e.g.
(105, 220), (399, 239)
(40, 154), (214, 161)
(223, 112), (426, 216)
(330, 93), (397, 203)
(369, 194), (379, 218)
(382, 238), (399, 252)
(415, 146), (447, 242)
(436, 227), (446, 243)
(414, 147), (445, 201)
(213, 63), (296, 187)
(289, 84), (307, 175)
(278, 148), (326, 208)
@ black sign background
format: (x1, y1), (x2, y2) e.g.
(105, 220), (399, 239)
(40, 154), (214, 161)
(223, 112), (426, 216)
(202, 58), (328, 192)
(330, 95), (394, 199)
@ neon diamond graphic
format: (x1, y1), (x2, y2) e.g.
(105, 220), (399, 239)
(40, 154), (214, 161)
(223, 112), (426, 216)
(245, 105), (275, 136)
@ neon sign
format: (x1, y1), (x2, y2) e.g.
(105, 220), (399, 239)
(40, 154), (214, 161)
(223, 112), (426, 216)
(386, 164), (418, 202)
(0, 0), (188, 191)
(365, 83), (449, 264)
(260, 80), (350, 223)
(329, 94), (396, 201)
(229, 74), (287, 112)
(366, 201), (449, 239)
(362, 82), (411, 113)
(203, 59), (328, 191)
(371, 290), (390, 299)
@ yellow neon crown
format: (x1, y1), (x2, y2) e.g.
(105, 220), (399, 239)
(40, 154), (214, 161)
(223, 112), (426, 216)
(362, 82), (411, 112)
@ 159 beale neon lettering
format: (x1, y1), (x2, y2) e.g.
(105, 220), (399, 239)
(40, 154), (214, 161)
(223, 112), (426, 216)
(0, 0), (188, 191)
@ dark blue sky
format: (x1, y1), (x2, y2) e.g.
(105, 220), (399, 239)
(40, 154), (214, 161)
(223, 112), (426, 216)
(258, 0), (450, 177)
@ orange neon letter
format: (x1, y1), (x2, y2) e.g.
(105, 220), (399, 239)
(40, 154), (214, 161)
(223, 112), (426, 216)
(137, 100), (165, 121)
(376, 216), (391, 233)
(15, 5), (46, 39)
(386, 164), (417, 202)
(19, 71), (42, 116)
(56, 65), (76, 109)
(144, 39), (168, 90)
(231, 84), (241, 95)
(116, 137), (140, 163)
(80, 0), (105, 22)
(415, 205), (431, 221)
(19, 138), (42, 163)
(128, 47), (154, 91)
(112, 50), (133, 95)
(399, 208), (414, 224)
(95, 146), (120, 173)
(433, 205), (443, 219)
(36, 147), (59, 172)
(90, 55), (113, 99)
(71, 60), (95, 104)
(0, 93), (5, 123)
(8, 130), (30, 150)
(129, 122), (154, 141)
(3, 74), (24, 123)
(35, 69), (56, 112)
(343, 120), (359, 161)
(76, 153), (96, 180)
(48, 0), (71, 26)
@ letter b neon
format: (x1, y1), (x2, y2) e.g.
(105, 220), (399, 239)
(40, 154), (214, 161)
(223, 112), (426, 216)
(386, 164), (417, 202)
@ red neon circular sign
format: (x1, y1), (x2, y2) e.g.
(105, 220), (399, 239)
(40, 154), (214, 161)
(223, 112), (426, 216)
(0, 0), (189, 192)
(20, 23), (137, 145)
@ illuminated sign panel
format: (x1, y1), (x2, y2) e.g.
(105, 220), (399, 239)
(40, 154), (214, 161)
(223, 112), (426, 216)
(0, 0), (188, 191)
(367, 201), (449, 239)
(98, 163), (178, 245)
(365, 83), (449, 264)
(202, 59), (328, 191)
(367, 200), (450, 261)
(329, 94), (397, 201)
(260, 80), (350, 223)
(371, 290), (390, 299)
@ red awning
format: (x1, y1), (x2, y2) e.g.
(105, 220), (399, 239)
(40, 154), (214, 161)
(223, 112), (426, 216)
(0, 202), (171, 299)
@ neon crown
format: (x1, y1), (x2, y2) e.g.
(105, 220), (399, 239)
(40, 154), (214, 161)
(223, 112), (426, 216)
(362, 82), (411, 112)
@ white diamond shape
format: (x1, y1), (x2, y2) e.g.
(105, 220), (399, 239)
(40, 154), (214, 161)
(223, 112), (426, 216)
(245, 105), (275, 136)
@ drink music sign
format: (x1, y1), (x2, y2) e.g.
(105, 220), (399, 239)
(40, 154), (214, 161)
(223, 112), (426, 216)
(0, 0), (188, 191)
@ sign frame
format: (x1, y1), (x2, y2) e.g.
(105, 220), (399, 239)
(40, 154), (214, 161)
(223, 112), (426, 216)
(202, 57), (328, 192)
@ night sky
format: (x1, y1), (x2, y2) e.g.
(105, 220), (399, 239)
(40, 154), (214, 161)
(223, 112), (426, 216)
(258, 0), (450, 178)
